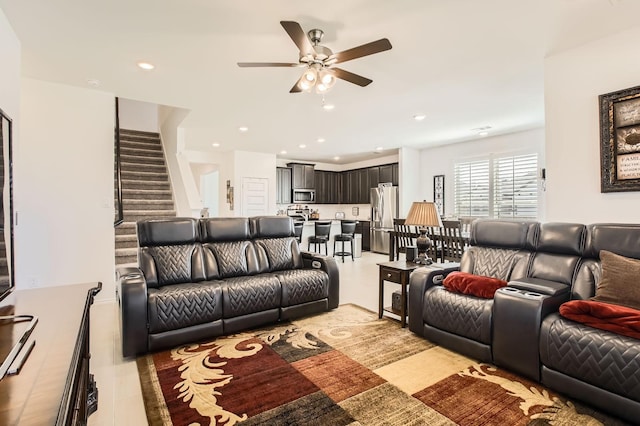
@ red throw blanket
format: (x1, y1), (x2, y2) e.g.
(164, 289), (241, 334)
(559, 300), (640, 340)
(442, 271), (507, 299)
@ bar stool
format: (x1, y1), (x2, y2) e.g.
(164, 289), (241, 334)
(308, 221), (331, 255)
(293, 221), (304, 244)
(333, 220), (357, 262)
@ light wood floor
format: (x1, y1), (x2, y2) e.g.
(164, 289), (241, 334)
(88, 251), (391, 425)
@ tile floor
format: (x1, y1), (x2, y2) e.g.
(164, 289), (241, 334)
(88, 250), (394, 425)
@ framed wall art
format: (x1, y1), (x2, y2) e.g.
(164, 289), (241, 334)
(433, 175), (444, 215)
(599, 85), (640, 192)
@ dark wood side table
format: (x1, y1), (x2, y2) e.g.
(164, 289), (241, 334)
(378, 260), (420, 327)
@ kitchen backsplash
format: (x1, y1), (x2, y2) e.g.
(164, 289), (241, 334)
(277, 204), (371, 220)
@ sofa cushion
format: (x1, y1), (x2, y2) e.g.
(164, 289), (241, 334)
(424, 287), (493, 344)
(220, 275), (281, 318)
(443, 271), (507, 299)
(560, 300), (640, 340)
(592, 250), (640, 310)
(540, 313), (640, 401)
(276, 269), (329, 306)
(204, 241), (257, 278)
(463, 246), (522, 281)
(255, 237), (303, 272)
(143, 244), (200, 287)
(147, 282), (222, 333)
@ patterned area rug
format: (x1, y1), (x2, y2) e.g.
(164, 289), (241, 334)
(137, 304), (629, 425)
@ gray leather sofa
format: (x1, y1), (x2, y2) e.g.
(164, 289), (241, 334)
(117, 216), (339, 357)
(408, 220), (640, 423)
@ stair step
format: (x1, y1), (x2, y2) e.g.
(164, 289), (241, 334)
(121, 180), (171, 191)
(123, 210), (177, 222)
(122, 199), (174, 210)
(121, 189), (172, 200)
(121, 170), (169, 182)
(115, 222), (137, 235)
(120, 146), (164, 158)
(119, 129), (159, 138)
(118, 139), (162, 151)
(119, 154), (165, 166)
(120, 161), (167, 173)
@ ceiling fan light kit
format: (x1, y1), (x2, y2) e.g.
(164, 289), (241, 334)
(237, 21), (392, 94)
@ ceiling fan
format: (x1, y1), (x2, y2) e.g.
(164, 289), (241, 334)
(237, 21), (392, 93)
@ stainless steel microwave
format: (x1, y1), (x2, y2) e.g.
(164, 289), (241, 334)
(293, 189), (315, 203)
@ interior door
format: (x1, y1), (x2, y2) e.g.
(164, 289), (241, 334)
(242, 177), (269, 216)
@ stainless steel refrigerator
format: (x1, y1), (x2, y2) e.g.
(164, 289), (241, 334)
(370, 184), (398, 254)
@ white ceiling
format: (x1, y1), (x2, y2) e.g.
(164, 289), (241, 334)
(2, 0), (640, 164)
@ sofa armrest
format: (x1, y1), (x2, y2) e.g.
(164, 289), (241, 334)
(408, 265), (459, 336)
(508, 277), (570, 296)
(492, 286), (570, 381)
(301, 252), (340, 309)
(117, 267), (149, 357)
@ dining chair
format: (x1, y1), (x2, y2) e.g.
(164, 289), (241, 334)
(333, 220), (357, 262)
(393, 220), (418, 261)
(441, 220), (465, 262)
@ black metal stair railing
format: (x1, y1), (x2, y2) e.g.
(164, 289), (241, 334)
(114, 97), (124, 226)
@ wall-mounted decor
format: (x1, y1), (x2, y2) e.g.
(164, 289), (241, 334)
(226, 180), (234, 210)
(433, 175), (445, 215)
(599, 85), (640, 192)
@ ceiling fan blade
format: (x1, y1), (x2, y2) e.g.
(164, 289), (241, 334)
(332, 38), (392, 64)
(332, 68), (372, 87)
(237, 62), (302, 67)
(289, 74), (305, 93)
(280, 21), (316, 56)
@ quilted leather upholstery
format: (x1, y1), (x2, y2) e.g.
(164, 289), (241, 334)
(276, 269), (329, 306)
(257, 237), (302, 271)
(221, 275), (281, 318)
(465, 246), (520, 280)
(541, 314), (640, 401)
(206, 241), (253, 278)
(147, 282), (222, 333)
(146, 245), (196, 286)
(424, 287), (493, 344)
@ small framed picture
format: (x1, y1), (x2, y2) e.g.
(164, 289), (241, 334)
(433, 175), (444, 215)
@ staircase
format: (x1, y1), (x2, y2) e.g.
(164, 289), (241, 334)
(114, 129), (176, 265)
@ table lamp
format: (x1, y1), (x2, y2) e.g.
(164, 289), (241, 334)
(404, 201), (443, 265)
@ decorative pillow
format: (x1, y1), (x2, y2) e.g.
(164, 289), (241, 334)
(592, 250), (640, 311)
(442, 271), (507, 299)
(559, 299), (640, 340)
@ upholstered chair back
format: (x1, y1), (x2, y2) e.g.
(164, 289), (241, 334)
(137, 218), (205, 288)
(461, 219), (538, 281)
(572, 224), (640, 300)
(527, 223), (586, 288)
(200, 217), (260, 279)
(251, 216), (303, 272)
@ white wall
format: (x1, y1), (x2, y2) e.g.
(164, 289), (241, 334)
(118, 98), (158, 133)
(418, 128), (545, 219)
(19, 78), (115, 300)
(0, 9), (20, 120)
(159, 106), (191, 216)
(399, 147), (421, 217)
(545, 26), (640, 223)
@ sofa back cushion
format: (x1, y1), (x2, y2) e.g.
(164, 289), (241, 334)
(250, 216), (294, 239)
(255, 238), (303, 272)
(526, 223), (586, 288)
(573, 223), (640, 300)
(136, 218), (205, 288)
(203, 241), (259, 279)
(461, 220), (537, 281)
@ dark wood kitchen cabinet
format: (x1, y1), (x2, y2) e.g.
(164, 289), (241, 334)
(379, 164), (393, 184)
(314, 170), (341, 204)
(289, 163), (315, 189)
(357, 220), (371, 251)
(276, 167), (292, 204)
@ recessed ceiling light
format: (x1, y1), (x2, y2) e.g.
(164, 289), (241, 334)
(334, 156), (340, 161)
(86, 78), (101, 87)
(212, 143), (220, 147)
(478, 131), (489, 137)
(323, 104), (335, 111)
(317, 138), (325, 143)
(375, 147), (384, 151)
(413, 114), (426, 121)
(137, 62), (155, 70)
(238, 126), (249, 132)
(299, 144), (307, 149)
(280, 150), (287, 155)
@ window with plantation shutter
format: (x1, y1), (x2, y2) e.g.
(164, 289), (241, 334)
(454, 160), (490, 217)
(453, 153), (539, 219)
(493, 154), (538, 219)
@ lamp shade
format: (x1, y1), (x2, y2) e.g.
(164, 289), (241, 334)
(404, 201), (442, 227)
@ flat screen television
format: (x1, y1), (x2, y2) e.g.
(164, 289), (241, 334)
(0, 108), (13, 303)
